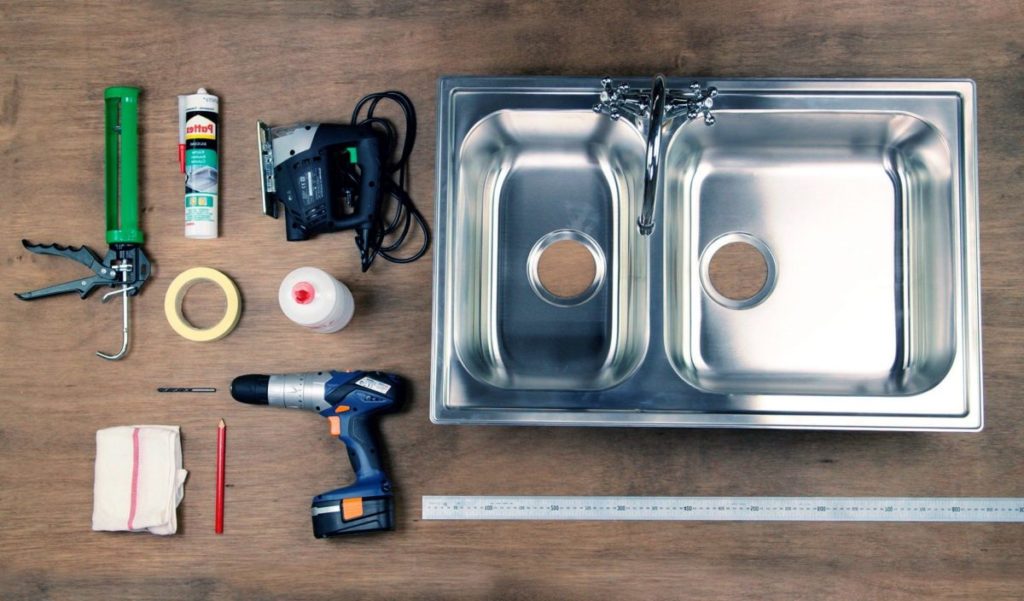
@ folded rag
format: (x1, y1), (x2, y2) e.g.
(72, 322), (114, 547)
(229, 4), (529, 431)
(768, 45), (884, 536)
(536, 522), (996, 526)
(92, 425), (188, 535)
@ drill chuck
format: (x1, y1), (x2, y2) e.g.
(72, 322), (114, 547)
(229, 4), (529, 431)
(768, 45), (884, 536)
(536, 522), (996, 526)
(230, 374), (270, 404)
(231, 372), (335, 412)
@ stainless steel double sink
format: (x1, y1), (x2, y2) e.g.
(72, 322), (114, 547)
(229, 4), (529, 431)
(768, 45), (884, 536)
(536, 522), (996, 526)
(431, 77), (982, 431)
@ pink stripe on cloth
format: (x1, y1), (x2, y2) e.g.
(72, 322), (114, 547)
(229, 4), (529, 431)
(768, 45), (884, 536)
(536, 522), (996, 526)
(127, 427), (140, 530)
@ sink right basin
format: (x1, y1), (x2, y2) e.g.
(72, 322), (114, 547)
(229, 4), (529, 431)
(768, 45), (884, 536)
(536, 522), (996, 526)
(663, 108), (956, 396)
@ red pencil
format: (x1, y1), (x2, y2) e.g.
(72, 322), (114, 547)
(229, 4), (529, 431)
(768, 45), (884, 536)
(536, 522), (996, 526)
(215, 418), (225, 534)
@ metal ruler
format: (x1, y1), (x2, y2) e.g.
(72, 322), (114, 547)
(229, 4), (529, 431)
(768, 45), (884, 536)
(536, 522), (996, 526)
(423, 496), (1024, 523)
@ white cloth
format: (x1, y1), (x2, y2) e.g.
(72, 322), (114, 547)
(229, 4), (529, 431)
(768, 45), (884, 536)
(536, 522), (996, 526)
(92, 425), (187, 535)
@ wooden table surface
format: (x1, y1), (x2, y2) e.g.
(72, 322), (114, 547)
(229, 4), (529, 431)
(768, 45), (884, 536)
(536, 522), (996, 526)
(1, 1), (1022, 599)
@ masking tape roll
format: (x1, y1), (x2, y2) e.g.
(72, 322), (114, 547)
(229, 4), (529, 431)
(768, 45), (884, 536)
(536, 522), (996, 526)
(164, 267), (241, 342)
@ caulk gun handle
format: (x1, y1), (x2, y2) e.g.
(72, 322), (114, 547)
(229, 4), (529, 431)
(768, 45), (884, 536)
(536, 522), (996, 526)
(104, 87), (144, 245)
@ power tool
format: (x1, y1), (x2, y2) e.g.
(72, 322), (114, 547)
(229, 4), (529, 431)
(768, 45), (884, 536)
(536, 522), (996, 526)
(16, 86), (151, 360)
(257, 91), (430, 272)
(231, 370), (403, 538)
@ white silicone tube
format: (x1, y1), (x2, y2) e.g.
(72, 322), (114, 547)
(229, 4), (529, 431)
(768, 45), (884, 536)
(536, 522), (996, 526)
(278, 267), (355, 333)
(181, 88), (219, 239)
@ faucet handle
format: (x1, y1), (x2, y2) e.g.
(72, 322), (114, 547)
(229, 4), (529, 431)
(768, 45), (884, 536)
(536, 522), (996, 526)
(593, 77), (649, 124)
(596, 78), (717, 127)
(669, 82), (718, 126)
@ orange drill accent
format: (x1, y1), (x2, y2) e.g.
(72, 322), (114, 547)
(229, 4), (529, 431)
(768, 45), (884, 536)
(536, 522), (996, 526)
(327, 416), (341, 436)
(334, 405), (351, 413)
(342, 497), (364, 521)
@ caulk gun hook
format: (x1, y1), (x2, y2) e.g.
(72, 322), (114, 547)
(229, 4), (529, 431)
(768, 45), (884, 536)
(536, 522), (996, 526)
(96, 285), (135, 361)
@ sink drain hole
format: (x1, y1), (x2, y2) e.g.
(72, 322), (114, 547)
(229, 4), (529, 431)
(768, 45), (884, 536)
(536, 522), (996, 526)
(538, 240), (596, 297)
(528, 230), (605, 307)
(709, 243), (767, 300)
(700, 233), (776, 309)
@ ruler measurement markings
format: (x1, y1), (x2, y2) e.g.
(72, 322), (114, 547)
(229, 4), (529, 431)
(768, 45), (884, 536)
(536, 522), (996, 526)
(423, 496), (1024, 523)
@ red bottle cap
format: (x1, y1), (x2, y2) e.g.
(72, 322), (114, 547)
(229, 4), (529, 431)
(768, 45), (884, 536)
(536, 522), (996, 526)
(292, 282), (315, 304)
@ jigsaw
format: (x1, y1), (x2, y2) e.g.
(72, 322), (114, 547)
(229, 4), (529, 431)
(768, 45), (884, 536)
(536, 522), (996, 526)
(257, 91), (429, 272)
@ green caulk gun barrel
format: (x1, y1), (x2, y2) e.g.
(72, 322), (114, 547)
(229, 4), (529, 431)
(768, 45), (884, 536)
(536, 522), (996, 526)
(15, 86), (151, 360)
(104, 86), (143, 245)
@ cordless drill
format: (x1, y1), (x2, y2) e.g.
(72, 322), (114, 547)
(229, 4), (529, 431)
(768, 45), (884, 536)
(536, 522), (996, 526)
(230, 370), (402, 538)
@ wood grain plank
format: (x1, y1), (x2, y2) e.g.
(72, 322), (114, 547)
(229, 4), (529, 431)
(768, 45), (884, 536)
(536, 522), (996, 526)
(0, 0), (1022, 599)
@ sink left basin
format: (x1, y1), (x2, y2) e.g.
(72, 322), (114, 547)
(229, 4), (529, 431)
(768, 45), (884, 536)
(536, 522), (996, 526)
(450, 100), (649, 390)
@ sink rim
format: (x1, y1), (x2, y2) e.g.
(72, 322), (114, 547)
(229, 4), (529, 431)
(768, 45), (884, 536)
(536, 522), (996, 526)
(432, 76), (982, 432)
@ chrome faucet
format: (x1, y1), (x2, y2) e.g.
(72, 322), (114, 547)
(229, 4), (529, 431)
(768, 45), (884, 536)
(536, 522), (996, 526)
(594, 76), (717, 235)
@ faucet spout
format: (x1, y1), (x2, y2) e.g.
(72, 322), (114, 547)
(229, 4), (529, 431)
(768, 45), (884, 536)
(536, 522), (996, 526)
(594, 76), (718, 236)
(638, 76), (668, 236)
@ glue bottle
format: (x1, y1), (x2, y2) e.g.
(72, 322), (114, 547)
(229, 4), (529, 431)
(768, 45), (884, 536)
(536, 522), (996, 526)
(278, 267), (355, 333)
(179, 88), (219, 239)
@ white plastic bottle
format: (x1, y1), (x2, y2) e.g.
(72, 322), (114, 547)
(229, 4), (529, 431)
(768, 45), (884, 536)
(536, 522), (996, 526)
(278, 267), (355, 333)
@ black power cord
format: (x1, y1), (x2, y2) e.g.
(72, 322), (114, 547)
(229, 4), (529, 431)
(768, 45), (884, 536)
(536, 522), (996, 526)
(350, 91), (431, 272)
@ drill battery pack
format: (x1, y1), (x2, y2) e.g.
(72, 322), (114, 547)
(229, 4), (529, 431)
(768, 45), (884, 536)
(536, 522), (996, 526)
(312, 494), (394, 538)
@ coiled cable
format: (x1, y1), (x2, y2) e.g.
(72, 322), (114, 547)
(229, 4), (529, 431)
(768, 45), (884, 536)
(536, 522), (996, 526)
(351, 91), (430, 272)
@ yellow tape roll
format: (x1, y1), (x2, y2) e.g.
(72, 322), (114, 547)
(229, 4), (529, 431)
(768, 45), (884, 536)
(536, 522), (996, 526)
(164, 267), (241, 342)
